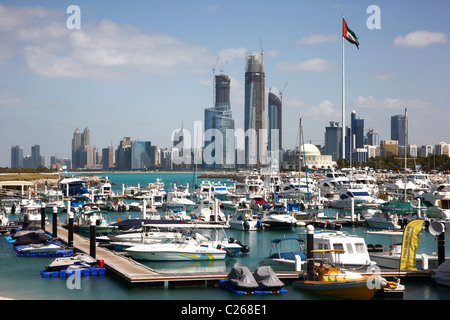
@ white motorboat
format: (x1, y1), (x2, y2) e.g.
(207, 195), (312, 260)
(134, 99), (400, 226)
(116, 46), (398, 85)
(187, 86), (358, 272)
(190, 199), (226, 223)
(420, 183), (450, 219)
(258, 205), (297, 230)
(364, 210), (402, 230)
(365, 230), (439, 269)
(259, 238), (307, 271)
(299, 230), (375, 269)
(125, 237), (227, 261)
(227, 208), (262, 231)
(329, 186), (377, 209)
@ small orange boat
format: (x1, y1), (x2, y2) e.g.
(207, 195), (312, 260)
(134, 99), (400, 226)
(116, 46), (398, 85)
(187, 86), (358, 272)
(294, 249), (398, 300)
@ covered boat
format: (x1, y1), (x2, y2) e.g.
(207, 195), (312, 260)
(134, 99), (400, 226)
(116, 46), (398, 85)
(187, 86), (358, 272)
(253, 266), (284, 291)
(226, 266), (259, 292)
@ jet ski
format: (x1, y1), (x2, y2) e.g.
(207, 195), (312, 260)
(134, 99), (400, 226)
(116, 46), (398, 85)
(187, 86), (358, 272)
(253, 266), (285, 291)
(45, 253), (98, 271)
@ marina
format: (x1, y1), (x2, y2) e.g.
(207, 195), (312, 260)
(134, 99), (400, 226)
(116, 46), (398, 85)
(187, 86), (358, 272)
(1, 171), (450, 301)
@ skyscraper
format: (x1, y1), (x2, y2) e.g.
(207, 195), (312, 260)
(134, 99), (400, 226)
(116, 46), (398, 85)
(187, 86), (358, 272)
(244, 52), (265, 167)
(324, 121), (342, 161)
(204, 74), (235, 168)
(31, 145), (41, 168)
(11, 145), (23, 168)
(268, 91), (282, 164)
(391, 113), (408, 147)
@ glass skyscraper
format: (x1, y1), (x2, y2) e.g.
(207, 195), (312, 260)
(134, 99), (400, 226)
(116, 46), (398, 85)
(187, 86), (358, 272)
(244, 52), (265, 167)
(391, 113), (408, 146)
(268, 91), (282, 165)
(204, 74), (235, 168)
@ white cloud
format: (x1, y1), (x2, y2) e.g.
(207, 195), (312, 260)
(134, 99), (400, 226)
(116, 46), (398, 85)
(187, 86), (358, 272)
(277, 58), (336, 73)
(0, 5), (220, 79)
(305, 100), (340, 118)
(298, 34), (338, 45)
(394, 30), (448, 48)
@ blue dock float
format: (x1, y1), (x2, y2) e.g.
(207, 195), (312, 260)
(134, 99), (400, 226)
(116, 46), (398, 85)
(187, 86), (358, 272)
(218, 280), (287, 295)
(40, 267), (106, 278)
(17, 249), (74, 257)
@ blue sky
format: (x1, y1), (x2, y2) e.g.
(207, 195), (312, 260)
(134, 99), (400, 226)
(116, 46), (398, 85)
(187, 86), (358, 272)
(0, 0), (449, 167)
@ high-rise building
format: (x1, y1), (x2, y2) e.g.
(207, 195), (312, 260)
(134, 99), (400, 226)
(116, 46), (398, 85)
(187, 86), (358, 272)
(116, 137), (131, 170)
(244, 52), (265, 167)
(268, 91), (282, 164)
(72, 128), (82, 169)
(324, 121), (342, 161)
(204, 74), (235, 168)
(31, 145), (41, 168)
(391, 113), (408, 146)
(10, 145), (23, 168)
(131, 141), (152, 170)
(102, 146), (114, 170)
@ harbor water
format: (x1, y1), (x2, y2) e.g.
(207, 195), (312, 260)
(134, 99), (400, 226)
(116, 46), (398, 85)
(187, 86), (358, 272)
(1, 172), (450, 301)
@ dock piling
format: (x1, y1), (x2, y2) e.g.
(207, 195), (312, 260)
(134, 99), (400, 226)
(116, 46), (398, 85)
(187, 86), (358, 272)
(52, 206), (58, 238)
(90, 216), (96, 259)
(40, 204), (46, 230)
(67, 202), (73, 248)
(306, 224), (314, 280)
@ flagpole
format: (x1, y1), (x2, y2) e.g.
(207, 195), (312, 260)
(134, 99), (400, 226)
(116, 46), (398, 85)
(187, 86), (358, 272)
(342, 14), (345, 162)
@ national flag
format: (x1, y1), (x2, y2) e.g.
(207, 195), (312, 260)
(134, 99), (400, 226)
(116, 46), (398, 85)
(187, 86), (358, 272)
(343, 18), (359, 49)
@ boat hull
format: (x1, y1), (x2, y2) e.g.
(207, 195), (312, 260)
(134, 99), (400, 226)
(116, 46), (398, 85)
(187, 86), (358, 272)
(127, 250), (226, 261)
(294, 277), (381, 300)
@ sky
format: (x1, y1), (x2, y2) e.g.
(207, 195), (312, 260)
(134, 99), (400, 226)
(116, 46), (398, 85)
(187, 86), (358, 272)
(0, 0), (449, 167)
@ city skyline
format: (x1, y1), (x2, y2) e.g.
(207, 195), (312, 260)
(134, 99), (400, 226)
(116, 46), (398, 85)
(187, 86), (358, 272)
(1, 1), (449, 167)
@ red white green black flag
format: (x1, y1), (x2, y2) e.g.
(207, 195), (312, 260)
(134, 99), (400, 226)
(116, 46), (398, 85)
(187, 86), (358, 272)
(343, 18), (359, 49)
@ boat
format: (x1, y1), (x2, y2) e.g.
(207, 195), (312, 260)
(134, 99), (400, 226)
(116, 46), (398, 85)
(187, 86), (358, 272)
(329, 185), (376, 209)
(125, 236), (227, 261)
(299, 230), (375, 269)
(221, 266), (286, 294)
(58, 177), (88, 196)
(293, 249), (397, 300)
(45, 253), (98, 271)
(365, 200), (422, 230)
(190, 199), (226, 223)
(259, 238), (307, 271)
(365, 229), (440, 269)
(258, 205), (297, 230)
(73, 209), (117, 237)
(420, 183), (450, 219)
(227, 208), (263, 231)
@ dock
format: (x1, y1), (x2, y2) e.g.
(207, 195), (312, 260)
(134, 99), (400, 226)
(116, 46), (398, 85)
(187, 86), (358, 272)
(42, 223), (435, 288)
(43, 224), (301, 288)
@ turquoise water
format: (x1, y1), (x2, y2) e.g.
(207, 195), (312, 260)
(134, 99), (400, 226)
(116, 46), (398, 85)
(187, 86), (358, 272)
(1, 172), (450, 301)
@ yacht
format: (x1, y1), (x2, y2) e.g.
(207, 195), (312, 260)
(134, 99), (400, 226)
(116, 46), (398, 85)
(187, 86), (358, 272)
(227, 208), (262, 231)
(299, 230), (375, 269)
(420, 183), (450, 219)
(329, 185), (376, 209)
(258, 205), (297, 230)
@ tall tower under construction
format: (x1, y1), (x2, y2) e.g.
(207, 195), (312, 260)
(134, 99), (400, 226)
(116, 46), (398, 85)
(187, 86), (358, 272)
(244, 52), (265, 167)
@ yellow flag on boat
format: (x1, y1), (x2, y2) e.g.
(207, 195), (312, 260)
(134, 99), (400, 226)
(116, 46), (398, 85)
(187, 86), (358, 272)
(400, 219), (425, 270)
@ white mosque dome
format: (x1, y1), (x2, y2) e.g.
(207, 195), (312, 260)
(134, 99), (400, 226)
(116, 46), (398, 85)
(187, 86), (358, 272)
(300, 144), (321, 156)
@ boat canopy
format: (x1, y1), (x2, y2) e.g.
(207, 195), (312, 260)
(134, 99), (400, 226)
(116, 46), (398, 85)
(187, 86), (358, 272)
(271, 238), (304, 244)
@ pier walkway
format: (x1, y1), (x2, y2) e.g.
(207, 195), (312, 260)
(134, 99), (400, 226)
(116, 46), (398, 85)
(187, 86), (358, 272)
(44, 224), (301, 287)
(44, 224), (434, 288)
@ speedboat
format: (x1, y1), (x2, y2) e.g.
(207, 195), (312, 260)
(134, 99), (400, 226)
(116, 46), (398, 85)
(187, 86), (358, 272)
(190, 199), (226, 223)
(258, 205), (297, 230)
(293, 249), (398, 300)
(227, 208), (262, 231)
(45, 253), (98, 271)
(259, 238), (307, 271)
(125, 237), (227, 261)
